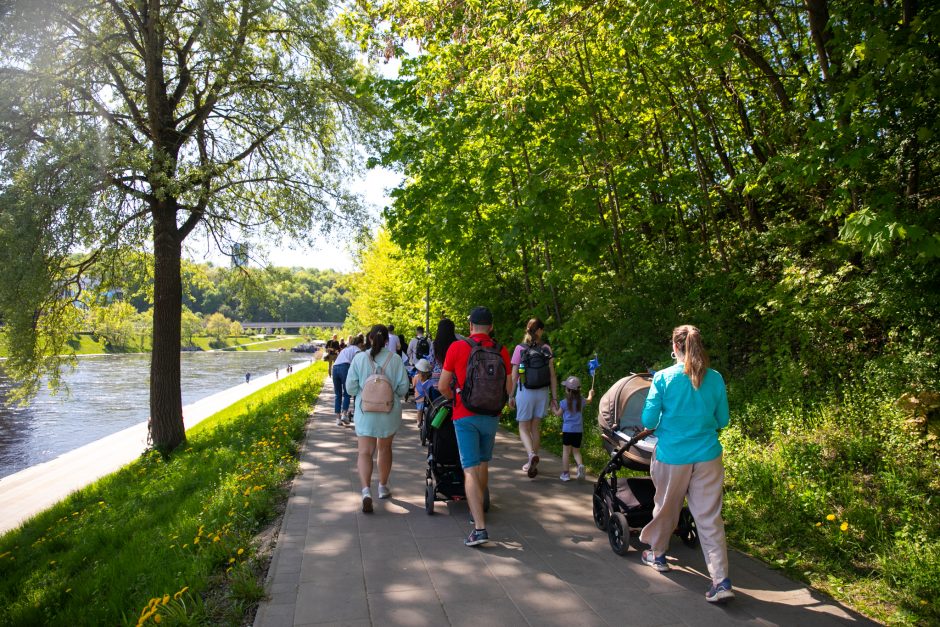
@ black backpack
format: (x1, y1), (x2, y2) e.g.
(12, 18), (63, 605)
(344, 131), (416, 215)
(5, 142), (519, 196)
(416, 336), (431, 360)
(460, 338), (508, 416)
(521, 344), (552, 389)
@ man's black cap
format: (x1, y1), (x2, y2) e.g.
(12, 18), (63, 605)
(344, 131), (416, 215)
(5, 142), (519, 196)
(468, 306), (493, 325)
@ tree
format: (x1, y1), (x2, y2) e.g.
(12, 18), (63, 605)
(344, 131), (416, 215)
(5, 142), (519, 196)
(0, 1), (378, 451)
(204, 312), (232, 342)
(89, 301), (137, 350)
(179, 306), (202, 347)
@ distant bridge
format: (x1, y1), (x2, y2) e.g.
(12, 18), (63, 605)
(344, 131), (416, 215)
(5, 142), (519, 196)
(240, 321), (342, 330)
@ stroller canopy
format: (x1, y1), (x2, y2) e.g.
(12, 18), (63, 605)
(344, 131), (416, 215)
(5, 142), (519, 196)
(597, 373), (657, 465)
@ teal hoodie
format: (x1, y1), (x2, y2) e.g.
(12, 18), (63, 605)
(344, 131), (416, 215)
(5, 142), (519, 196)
(641, 363), (730, 464)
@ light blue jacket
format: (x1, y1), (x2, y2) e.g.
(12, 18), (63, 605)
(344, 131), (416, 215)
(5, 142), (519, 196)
(641, 363), (730, 464)
(346, 347), (410, 438)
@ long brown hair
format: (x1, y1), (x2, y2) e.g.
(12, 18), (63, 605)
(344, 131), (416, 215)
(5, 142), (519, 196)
(673, 325), (709, 389)
(368, 324), (389, 359)
(565, 386), (583, 413)
(523, 317), (545, 346)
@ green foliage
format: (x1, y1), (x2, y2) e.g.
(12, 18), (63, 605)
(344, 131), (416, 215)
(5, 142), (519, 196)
(342, 0), (940, 621)
(0, 364), (326, 626)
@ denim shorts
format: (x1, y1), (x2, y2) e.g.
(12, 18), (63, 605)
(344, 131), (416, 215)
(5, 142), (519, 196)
(453, 415), (498, 469)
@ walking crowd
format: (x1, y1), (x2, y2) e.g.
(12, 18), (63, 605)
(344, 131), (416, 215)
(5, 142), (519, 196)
(327, 307), (735, 604)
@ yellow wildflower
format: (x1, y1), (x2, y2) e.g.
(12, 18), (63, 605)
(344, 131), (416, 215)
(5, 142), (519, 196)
(815, 522), (822, 527)
(826, 514), (836, 521)
(193, 537), (200, 544)
(163, 594), (170, 605)
(154, 614), (162, 624)
(229, 557), (236, 564)
(237, 548), (244, 555)
(840, 521), (849, 532)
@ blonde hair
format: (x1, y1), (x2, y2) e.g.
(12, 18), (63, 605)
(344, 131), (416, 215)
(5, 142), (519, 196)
(673, 325), (709, 389)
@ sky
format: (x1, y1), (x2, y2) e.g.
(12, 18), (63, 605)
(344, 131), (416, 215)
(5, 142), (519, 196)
(184, 55), (407, 274)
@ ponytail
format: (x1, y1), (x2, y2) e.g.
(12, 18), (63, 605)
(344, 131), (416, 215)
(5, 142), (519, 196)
(369, 324), (389, 360)
(523, 317), (545, 346)
(672, 325), (709, 389)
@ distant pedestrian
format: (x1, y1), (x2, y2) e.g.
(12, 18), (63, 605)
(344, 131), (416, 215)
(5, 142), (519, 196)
(345, 325), (409, 512)
(429, 318), (457, 402)
(407, 326), (433, 365)
(639, 325), (733, 603)
(438, 306), (511, 547)
(326, 334), (341, 376)
(333, 334), (364, 426)
(551, 376), (594, 481)
(276, 368), (280, 379)
(508, 317), (558, 478)
(245, 372), (251, 384)
(386, 324), (401, 355)
(412, 358), (433, 416)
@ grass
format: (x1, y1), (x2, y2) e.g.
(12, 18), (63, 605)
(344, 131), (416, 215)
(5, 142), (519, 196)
(214, 337), (308, 352)
(0, 362), (326, 626)
(503, 368), (940, 626)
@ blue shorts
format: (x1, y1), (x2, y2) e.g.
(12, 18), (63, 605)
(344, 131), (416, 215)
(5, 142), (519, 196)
(453, 415), (498, 469)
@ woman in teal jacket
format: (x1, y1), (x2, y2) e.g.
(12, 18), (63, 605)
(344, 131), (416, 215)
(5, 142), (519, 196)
(638, 325), (734, 604)
(345, 324), (410, 513)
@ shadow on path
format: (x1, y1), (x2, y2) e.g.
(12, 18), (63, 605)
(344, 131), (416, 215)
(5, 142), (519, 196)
(255, 378), (878, 627)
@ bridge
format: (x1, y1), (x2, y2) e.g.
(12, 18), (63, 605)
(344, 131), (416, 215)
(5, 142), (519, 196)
(240, 321), (342, 330)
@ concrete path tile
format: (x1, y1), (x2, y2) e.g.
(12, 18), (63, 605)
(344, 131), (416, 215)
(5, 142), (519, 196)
(255, 377), (878, 627)
(443, 597), (528, 627)
(366, 589), (449, 626)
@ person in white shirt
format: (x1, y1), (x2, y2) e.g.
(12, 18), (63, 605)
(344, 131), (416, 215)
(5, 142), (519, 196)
(386, 324), (401, 355)
(407, 326), (433, 364)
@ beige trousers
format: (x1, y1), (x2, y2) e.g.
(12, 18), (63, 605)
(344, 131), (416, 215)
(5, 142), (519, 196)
(638, 451), (729, 584)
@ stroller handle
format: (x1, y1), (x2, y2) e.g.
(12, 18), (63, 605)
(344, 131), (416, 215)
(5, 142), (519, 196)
(615, 428), (654, 457)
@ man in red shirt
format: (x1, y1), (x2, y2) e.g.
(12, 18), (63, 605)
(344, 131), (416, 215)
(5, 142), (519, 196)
(438, 306), (512, 547)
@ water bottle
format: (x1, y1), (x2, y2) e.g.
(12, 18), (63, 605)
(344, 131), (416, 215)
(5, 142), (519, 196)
(518, 362), (525, 386)
(431, 405), (449, 428)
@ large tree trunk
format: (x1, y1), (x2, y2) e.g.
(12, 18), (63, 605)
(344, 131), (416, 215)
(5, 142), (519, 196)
(149, 200), (185, 452)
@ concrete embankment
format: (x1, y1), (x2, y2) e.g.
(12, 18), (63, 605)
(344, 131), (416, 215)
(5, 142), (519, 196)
(0, 360), (316, 535)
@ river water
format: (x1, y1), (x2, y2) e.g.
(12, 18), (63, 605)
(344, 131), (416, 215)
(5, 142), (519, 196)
(0, 351), (312, 479)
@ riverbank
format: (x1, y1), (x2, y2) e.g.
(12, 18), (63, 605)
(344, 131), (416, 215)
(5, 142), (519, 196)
(0, 359), (315, 534)
(0, 363), (325, 625)
(0, 334), (309, 359)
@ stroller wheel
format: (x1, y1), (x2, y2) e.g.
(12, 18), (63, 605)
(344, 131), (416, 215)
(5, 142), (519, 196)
(608, 512), (629, 556)
(483, 487), (490, 513)
(425, 483), (435, 515)
(679, 509), (699, 548)
(592, 493), (610, 531)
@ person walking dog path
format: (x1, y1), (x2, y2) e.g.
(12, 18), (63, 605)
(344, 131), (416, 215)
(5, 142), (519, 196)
(254, 376), (878, 627)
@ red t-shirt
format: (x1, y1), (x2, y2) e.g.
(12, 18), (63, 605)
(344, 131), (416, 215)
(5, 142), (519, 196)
(442, 333), (512, 420)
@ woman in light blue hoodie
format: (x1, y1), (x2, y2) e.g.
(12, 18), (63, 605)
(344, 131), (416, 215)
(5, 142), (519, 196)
(638, 325), (734, 604)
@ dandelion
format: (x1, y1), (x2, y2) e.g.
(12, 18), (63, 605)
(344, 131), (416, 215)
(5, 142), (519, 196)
(213, 535), (221, 543)
(826, 514), (836, 521)
(237, 548), (244, 555)
(163, 594), (170, 605)
(153, 614), (162, 624)
(193, 537), (200, 544)
(840, 521), (849, 532)
(815, 522), (822, 527)
(229, 557), (236, 564)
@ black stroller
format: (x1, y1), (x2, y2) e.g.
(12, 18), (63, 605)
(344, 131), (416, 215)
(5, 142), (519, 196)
(592, 374), (698, 555)
(424, 396), (490, 515)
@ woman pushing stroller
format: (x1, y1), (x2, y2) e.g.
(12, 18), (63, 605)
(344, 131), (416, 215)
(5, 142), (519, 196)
(639, 325), (734, 604)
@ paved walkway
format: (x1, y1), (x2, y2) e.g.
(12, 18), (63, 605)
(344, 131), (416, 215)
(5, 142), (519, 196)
(254, 380), (877, 627)
(0, 360), (315, 534)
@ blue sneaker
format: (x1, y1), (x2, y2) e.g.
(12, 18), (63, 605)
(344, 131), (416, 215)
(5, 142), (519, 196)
(465, 528), (489, 547)
(705, 578), (735, 603)
(641, 550), (671, 572)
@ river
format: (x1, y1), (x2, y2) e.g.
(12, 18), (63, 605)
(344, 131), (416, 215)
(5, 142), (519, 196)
(0, 351), (312, 479)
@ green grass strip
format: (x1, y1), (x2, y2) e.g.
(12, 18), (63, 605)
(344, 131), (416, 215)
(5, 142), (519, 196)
(0, 363), (326, 626)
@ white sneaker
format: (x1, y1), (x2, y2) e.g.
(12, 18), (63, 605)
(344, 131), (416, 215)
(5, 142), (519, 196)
(559, 472), (571, 482)
(378, 484), (392, 499)
(576, 464), (585, 480)
(335, 417), (343, 426)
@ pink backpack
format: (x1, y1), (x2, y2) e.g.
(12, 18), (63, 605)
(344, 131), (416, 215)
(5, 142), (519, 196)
(360, 352), (395, 412)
